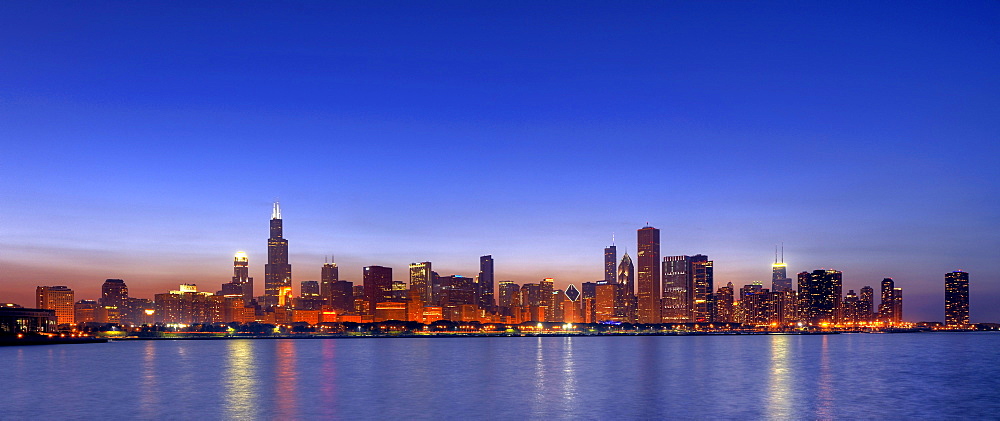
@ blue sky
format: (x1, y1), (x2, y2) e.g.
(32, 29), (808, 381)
(1, 1), (998, 322)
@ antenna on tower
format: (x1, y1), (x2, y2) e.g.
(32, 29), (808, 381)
(272, 200), (281, 220)
(325, 255), (328, 264)
(775, 245), (778, 264)
(612, 232), (615, 246)
(781, 242), (784, 263)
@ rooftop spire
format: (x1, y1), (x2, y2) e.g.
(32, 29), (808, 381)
(272, 201), (281, 220)
(781, 242), (784, 263)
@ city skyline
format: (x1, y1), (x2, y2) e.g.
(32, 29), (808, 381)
(1, 2), (998, 322)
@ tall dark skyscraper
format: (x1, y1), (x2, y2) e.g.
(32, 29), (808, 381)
(691, 254), (714, 322)
(363, 265), (393, 316)
(320, 259), (339, 302)
(100, 279), (128, 308)
(616, 253), (635, 322)
(604, 244), (617, 283)
(478, 255), (495, 311)
(879, 278), (895, 323)
(797, 269), (843, 325)
(636, 225), (660, 324)
(945, 271), (970, 326)
(264, 201), (292, 307)
(662, 255), (693, 323)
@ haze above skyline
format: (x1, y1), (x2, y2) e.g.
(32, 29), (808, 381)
(1, 2), (998, 322)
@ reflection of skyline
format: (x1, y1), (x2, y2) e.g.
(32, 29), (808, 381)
(766, 336), (792, 419)
(274, 340), (298, 419)
(225, 340), (257, 420)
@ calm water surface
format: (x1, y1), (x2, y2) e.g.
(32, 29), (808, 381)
(3, 333), (999, 420)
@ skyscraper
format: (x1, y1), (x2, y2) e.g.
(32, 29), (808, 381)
(300, 280), (320, 297)
(662, 255), (693, 322)
(540, 277), (555, 321)
(604, 244), (617, 283)
(797, 269), (842, 325)
(36, 286), (75, 325)
(320, 260), (339, 303)
(636, 226), (661, 324)
(409, 262), (432, 304)
(363, 266), (393, 316)
(945, 271), (970, 326)
(714, 282), (735, 323)
(264, 201), (292, 308)
(478, 255), (495, 311)
(691, 254), (714, 322)
(859, 285), (875, 323)
(616, 253), (635, 322)
(226, 251), (254, 304)
(771, 247), (792, 292)
(100, 279), (128, 308)
(879, 278), (895, 323)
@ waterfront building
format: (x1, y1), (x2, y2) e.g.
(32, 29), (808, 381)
(945, 271), (970, 326)
(636, 226), (661, 324)
(409, 262), (432, 304)
(739, 283), (769, 326)
(478, 255), (495, 311)
(100, 279), (129, 308)
(604, 244), (617, 283)
(0, 307), (56, 334)
(264, 201), (292, 308)
(540, 278), (555, 321)
(74, 300), (98, 324)
(595, 281), (617, 322)
(498, 281), (518, 312)
(768, 289), (796, 326)
(691, 255), (714, 322)
(363, 266), (393, 316)
(320, 260), (339, 303)
(616, 253), (636, 322)
(714, 282), (734, 323)
(153, 284), (224, 324)
(859, 286), (875, 323)
(36, 285), (75, 325)
(662, 255), (693, 322)
(893, 287), (903, 324)
(842, 290), (861, 326)
(879, 278), (895, 323)
(797, 269), (842, 325)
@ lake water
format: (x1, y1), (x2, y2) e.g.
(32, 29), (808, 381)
(3, 333), (999, 420)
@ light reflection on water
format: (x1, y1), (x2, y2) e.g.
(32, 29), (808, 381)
(3, 333), (1000, 419)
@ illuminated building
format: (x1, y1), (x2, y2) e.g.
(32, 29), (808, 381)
(301, 280), (320, 297)
(375, 302), (407, 322)
(74, 300), (98, 324)
(498, 280), (518, 312)
(264, 201), (292, 308)
(363, 266), (393, 316)
(0, 307), (56, 334)
(662, 255), (693, 322)
(392, 280), (407, 301)
(440, 275), (476, 307)
(797, 270), (842, 325)
(768, 289), (795, 326)
(738, 283), (769, 326)
(771, 246), (792, 292)
(691, 255), (714, 322)
(636, 225), (660, 324)
(36, 285), (75, 325)
(616, 253), (635, 322)
(223, 251), (254, 304)
(153, 284), (224, 324)
(540, 278), (555, 321)
(842, 290), (861, 326)
(945, 271), (970, 326)
(478, 255), (495, 311)
(714, 282), (734, 323)
(595, 281), (617, 322)
(604, 244), (617, 283)
(100, 279), (129, 308)
(320, 260), (338, 303)
(409, 262), (432, 304)
(893, 287), (903, 324)
(859, 286), (875, 323)
(879, 278), (895, 323)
